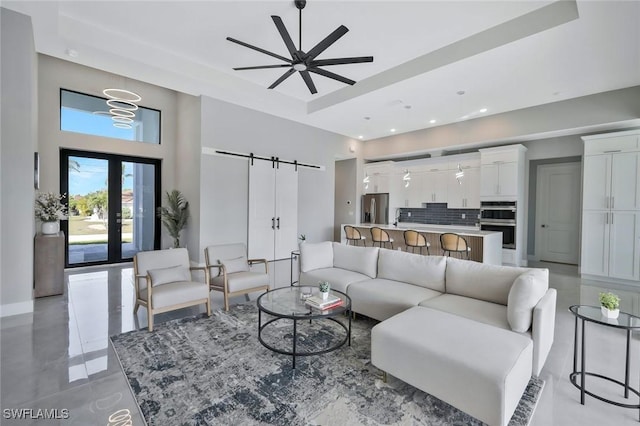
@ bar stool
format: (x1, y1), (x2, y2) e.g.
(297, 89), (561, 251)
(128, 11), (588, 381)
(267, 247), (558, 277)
(403, 230), (430, 255)
(440, 233), (471, 259)
(371, 227), (394, 249)
(344, 225), (366, 246)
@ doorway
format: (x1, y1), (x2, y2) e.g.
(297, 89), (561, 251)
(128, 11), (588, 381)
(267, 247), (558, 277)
(535, 162), (581, 264)
(60, 149), (161, 267)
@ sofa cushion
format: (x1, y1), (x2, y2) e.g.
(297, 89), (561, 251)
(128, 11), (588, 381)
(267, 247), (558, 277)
(148, 265), (191, 287)
(299, 268), (370, 294)
(378, 249), (446, 292)
(419, 294), (513, 332)
(508, 269), (549, 333)
(140, 281), (209, 309)
(347, 278), (441, 321)
(299, 242), (333, 273)
(332, 242), (379, 278)
(210, 271), (269, 293)
(445, 257), (537, 305)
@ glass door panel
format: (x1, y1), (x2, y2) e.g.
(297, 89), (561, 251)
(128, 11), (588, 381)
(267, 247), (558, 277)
(121, 161), (156, 259)
(62, 150), (160, 267)
(67, 156), (109, 265)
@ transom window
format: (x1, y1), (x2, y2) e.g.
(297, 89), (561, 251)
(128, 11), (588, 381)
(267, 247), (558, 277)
(60, 89), (161, 144)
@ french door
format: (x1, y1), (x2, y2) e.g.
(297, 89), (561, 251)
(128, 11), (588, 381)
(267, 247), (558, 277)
(60, 149), (161, 267)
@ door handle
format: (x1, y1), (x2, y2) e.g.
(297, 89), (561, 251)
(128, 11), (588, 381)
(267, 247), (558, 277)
(271, 217), (275, 230)
(277, 217), (280, 229)
(541, 224), (546, 228)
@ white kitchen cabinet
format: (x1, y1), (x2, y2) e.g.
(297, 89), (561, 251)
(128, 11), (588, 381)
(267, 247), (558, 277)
(448, 166), (480, 209)
(581, 210), (640, 280)
(248, 160), (298, 261)
(583, 152), (640, 211)
(364, 163), (392, 194)
(422, 168), (448, 203)
(480, 161), (518, 198)
(581, 130), (640, 283)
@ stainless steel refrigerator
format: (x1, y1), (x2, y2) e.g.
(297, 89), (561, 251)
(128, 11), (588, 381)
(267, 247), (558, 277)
(362, 193), (390, 224)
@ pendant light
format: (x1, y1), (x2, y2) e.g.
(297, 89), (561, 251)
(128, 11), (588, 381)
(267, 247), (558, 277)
(403, 169), (411, 188)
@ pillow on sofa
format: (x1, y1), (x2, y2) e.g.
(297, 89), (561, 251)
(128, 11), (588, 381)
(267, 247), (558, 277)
(332, 242), (379, 278)
(299, 242), (334, 273)
(377, 249), (446, 292)
(220, 256), (250, 274)
(148, 265), (191, 287)
(507, 269), (549, 332)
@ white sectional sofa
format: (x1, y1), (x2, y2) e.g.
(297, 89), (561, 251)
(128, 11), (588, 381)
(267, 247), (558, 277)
(298, 241), (556, 426)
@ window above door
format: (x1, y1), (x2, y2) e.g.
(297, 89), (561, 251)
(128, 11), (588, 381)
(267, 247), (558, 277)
(60, 89), (161, 144)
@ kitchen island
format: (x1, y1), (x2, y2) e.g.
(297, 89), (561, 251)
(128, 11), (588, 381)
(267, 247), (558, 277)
(341, 223), (502, 265)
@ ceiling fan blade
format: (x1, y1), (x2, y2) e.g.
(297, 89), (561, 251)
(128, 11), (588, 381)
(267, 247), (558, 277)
(226, 37), (292, 64)
(305, 25), (349, 61)
(272, 16), (297, 57)
(308, 68), (355, 86)
(299, 70), (317, 94)
(233, 64), (292, 71)
(268, 68), (296, 89)
(311, 56), (373, 67)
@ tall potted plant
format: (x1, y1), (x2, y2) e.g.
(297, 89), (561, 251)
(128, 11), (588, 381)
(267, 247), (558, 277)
(157, 190), (190, 248)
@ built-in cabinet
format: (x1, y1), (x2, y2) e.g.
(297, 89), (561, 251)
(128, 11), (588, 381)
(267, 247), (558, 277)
(363, 161), (393, 194)
(581, 130), (640, 282)
(248, 160), (298, 261)
(447, 163), (480, 208)
(480, 150), (521, 199)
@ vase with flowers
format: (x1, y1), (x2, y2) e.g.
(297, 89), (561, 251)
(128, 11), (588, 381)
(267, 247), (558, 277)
(35, 192), (68, 235)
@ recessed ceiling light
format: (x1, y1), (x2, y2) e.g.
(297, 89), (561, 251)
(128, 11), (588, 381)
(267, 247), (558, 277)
(429, 119), (436, 124)
(358, 135), (363, 139)
(390, 128), (396, 133)
(65, 48), (79, 58)
(461, 115), (469, 120)
(479, 108), (488, 113)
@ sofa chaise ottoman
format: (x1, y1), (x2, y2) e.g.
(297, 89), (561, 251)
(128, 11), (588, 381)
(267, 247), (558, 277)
(372, 306), (533, 426)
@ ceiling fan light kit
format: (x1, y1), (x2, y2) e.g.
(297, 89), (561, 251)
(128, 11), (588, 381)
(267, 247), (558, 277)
(227, 0), (373, 95)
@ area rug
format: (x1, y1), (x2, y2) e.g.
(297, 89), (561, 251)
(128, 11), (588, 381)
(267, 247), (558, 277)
(110, 303), (544, 426)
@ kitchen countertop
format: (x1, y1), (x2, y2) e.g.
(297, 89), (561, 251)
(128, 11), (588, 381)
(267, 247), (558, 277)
(353, 223), (500, 237)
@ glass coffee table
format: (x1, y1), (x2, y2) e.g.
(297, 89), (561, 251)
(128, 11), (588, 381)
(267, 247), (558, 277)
(569, 305), (640, 420)
(257, 286), (351, 369)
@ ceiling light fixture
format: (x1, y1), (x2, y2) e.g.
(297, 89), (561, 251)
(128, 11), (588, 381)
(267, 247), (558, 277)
(429, 119), (436, 124)
(403, 169), (411, 188)
(456, 163), (464, 184)
(479, 108), (488, 113)
(358, 135), (363, 139)
(390, 128), (396, 133)
(98, 88), (142, 130)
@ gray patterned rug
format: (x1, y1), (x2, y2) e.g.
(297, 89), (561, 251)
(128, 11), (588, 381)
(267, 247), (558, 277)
(110, 303), (544, 426)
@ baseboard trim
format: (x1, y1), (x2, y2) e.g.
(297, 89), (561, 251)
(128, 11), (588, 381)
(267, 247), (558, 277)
(0, 300), (34, 318)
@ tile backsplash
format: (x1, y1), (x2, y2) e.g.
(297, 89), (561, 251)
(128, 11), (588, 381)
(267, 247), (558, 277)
(398, 203), (480, 227)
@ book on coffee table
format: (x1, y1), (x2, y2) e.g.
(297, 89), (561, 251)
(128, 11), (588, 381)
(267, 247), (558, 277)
(305, 295), (343, 310)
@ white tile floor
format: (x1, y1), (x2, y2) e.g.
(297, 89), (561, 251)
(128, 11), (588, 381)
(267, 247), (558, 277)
(1, 261), (639, 425)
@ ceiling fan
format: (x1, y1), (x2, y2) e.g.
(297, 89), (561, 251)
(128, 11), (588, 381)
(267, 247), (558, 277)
(226, 0), (373, 95)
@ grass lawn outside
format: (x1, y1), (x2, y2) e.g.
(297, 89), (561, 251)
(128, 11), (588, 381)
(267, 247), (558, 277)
(68, 216), (133, 244)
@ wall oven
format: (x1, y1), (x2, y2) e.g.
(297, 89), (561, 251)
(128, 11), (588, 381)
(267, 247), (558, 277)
(480, 201), (517, 249)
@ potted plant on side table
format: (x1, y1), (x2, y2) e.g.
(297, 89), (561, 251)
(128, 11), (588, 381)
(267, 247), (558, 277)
(35, 192), (68, 235)
(599, 292), (620, 319)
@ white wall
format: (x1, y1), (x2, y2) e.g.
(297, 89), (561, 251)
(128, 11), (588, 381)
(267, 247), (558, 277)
(334, 159), (358, 241)
(197, 96), (355, 266)
(37, 55), (180, 249)
(1, 8), (38, 316)
(176, 93), (202, 256)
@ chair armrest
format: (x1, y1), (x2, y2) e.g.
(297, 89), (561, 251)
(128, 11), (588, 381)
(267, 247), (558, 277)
(249, 258), (269, 274)
(532, 288), (557, 376)
(189, 266), (209, 284)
